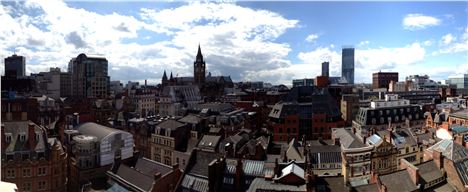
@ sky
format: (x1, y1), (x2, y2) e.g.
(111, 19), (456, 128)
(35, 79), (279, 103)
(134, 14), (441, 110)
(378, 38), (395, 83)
(0, 1), (467, 85)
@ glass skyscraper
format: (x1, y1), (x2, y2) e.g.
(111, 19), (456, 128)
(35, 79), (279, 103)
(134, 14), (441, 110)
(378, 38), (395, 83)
(341, 47), (355, 84)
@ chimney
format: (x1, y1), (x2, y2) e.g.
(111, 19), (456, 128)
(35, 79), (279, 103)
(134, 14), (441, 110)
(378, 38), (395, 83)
(274, 158), (280, 176)
(454, 134), (463, 146)
(111, 156), (121, 173)
(234, 158), (245, 191)
(1, 124), (6, 150)
(172, 163), (179, 170)
(433, 150), (444, 169)
(154, 172), (161, 180)
(380, 184), (387, 192)
(401, 159), (419, 185)
(208, 159), (219, 192)
(28, 122), (36, 148)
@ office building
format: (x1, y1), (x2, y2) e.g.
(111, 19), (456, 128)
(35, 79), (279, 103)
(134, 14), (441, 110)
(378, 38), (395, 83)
(322, 61), (329, 77)
(341, 47), (354, 84)
(4, 54), (26, 78)
(68, 53), (109, 98)
(292, 78), (314, 87)
(372, 72), (398, 90)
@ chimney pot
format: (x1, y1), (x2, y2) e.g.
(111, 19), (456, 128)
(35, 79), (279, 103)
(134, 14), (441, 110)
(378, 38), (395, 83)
(154, 172), (161, 180)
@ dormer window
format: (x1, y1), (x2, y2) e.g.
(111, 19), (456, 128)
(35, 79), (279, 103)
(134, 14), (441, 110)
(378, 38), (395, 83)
(19, 133), (26, 142)
(35, 132), (41, 141)
(5, 133), (12, 143)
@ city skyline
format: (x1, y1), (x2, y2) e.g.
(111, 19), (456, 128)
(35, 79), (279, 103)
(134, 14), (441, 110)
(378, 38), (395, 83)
(0, 1), (467, 85)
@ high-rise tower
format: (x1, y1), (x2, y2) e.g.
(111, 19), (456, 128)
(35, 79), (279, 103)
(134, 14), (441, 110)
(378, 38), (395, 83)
(194, 45), (206, 85)
(341, 47), (355, 84)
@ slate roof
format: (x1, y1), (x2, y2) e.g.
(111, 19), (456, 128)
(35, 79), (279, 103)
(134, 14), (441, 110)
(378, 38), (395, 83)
(379, 170), (419, 192)
(3, 121), (46, 154)
(134, 158), (173, 178)
(333, 128), (367, 149)
(286, 138), (304, 161)
(179, 114), (203, 124)
(417, 160), (444, 183)
(188, 150), (223, 177)
(197, 135), (221, 151)
(156, 119), (186, 130)
(353, 183), (379, 192)
(247, 178), (307, 192)
(114, 164), (154, 191)
(107, 157), (175, 192)
(449, 109), (468, 120)
(315, 176), (349, 192)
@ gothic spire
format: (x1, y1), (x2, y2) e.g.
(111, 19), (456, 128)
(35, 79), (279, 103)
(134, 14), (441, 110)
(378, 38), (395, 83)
(162, 70), (167, 80)
(170, 71), (173, 81)
(197, 44), (202, 57)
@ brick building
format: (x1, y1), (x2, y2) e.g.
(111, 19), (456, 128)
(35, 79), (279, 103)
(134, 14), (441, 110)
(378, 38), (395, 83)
(372, 72), (399, 90)
(1, 121), (68, 192)
(269, 86), (345, 141)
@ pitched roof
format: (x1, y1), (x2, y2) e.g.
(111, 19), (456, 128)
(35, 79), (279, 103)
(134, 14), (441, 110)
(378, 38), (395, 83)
(197, 135), (221, 151)
(178, 114), (203, 124)
(426, 139), (468, 162)
(333, 128), (367, 149)
(379, 170), (419, 192)
(247, 178), (307, 192)
(156, 119), (185, 130)
(187, 150), (222, 177)
(278, 161), (305, 180)
(286, 138), (304, 161)
(3, 121), (46, 154)
(417, 160), (444, 183)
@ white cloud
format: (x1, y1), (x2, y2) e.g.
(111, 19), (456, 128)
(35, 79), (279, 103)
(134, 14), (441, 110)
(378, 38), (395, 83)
(433, 27), (468, 55)
(441, 33), (455, 45)
(403, 14), (440, 31)
(305, 34), (318, 42)
(0, 1), (299, 84)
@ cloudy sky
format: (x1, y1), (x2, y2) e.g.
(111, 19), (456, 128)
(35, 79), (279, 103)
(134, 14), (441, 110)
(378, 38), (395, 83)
(1, 1), (467, 85)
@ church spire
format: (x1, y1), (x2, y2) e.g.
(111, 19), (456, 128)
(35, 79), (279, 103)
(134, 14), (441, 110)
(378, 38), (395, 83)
(162, 70), (167, 81)
(197, 44), (202, 57)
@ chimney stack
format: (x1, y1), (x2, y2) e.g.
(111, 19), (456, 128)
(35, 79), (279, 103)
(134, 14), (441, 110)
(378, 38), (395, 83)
(401, 159), (419, 185)
(1, 124), (6, 150)
(111, 155), (121, 173)
(234, 158), (245, 191)
(433, 150), (444, 169)
(172, 163), (179, 170)
(154, 172), (161, 180)
(28, 122), (36, 148)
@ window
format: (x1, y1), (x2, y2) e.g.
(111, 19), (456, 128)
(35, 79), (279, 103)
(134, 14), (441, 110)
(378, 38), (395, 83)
(38, 181), (47, 191)
(5, 134), (11, 143)
(38, 167), (46, 176)
(23, 182), (31, 192)
(6, 169), (15, 178)
(20, 134), (26, 142)
(23, 168), (31, 177)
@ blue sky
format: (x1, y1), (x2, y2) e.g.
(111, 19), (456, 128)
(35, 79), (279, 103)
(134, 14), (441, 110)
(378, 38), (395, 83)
(0, 1), (467, 85)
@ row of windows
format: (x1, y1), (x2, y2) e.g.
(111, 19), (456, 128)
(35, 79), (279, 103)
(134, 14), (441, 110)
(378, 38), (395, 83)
(5, 167), (47, 178)
(369, 107), (419, 117)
